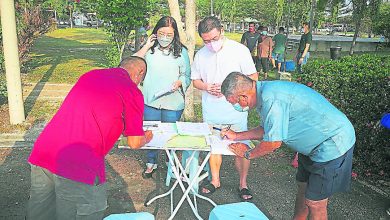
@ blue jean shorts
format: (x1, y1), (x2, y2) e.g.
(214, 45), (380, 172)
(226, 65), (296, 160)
(272, 52), (285, 62)
(296, 145), (354, 201)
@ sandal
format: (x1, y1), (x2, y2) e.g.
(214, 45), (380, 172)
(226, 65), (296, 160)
(201, 181), (218, 195)
(238, 188), (253, 201)
(142, 163), (157, 179)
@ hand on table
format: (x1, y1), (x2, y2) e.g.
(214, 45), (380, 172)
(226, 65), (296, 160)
(220, 128), (237, 140)
(228, 143), (248, 158)
(144, 130), (153, 143)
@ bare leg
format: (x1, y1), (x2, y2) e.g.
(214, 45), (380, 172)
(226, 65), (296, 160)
(306, 198), (328, 220)
(235, 156), (251, 199)
(202, 154), (221, 193)
(271, 58), (276, 68)
(293, 181), (309, 220)
(277, 62), (281, 72)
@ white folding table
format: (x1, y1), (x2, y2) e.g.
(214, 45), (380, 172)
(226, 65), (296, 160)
(143, 145), (217, 220)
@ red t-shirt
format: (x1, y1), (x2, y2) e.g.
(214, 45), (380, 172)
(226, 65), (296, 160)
(28, 68), (144, 185)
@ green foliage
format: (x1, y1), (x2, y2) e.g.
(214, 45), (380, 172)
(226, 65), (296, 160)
(96, 0), (148, 58)
(372, 3), (390, 41)
(0, 74), (7, 104)
(298, 54), (390, 178)
(103, 44), (121, 68)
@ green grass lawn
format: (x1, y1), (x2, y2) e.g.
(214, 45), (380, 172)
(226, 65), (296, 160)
(23, 28), (110, 84)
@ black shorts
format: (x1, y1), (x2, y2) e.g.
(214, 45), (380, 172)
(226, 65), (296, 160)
(296, 146), (354, 201)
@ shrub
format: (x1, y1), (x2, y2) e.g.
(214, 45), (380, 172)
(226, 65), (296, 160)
(103, 44), (121, 67)
(0, 74), (7, 105)
(298, 54), (390, 179)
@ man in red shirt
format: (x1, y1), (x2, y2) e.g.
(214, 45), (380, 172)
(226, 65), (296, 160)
(27, 56), (153, 220)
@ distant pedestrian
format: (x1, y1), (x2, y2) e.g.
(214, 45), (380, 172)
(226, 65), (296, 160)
(257, 26), (274, 79)
(241, 22), (261, 64)
(296, 22), (312, 73)
(271, 27), (287, 73)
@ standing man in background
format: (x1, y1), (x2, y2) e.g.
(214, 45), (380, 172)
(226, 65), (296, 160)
(191, 16), (258, 201)
(241, 22), (261, 65)
(271, 27), (287, 73)
(296, 22), (312, 73)
(257, 26), (274, 79)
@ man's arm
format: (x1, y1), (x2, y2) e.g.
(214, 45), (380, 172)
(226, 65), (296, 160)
(193, 79), (222, 97)
(127, 130), (153, 149)
(248, 72), (258, 81)
(248, 141), (282, 159)
(240, 33), (247, 45)
(221, 126), (264, 141)
(228, 140), (282, 159)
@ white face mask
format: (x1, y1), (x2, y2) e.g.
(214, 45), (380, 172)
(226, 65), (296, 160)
(157, 36), (173, 48)
(233, 103), (249, 112)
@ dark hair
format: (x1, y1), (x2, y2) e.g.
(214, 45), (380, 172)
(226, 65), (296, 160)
(303, 22), (310, 29)
(257, 25), (263, 31)
(248, 22), (255, 26)
(150, 16), (183, 58)
(198, 16), (222, 36)
(279, 27), (285, 33)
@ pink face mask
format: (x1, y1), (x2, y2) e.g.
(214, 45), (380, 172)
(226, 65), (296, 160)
(206, 38), (224, 53)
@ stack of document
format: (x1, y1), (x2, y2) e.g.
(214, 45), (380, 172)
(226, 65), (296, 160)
(176, 122), (211, 136)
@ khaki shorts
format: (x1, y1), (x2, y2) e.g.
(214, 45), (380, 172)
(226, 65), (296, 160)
(27, 165), (108, 220)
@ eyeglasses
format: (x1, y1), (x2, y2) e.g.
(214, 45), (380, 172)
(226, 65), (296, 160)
(202, 31), (222, 44)
(157, 31), (174, 38)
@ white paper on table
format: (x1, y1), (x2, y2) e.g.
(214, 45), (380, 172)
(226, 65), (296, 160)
(176, 122), (211, 136)
(158, 123), (177, 134)
(206, 135), (236, 155)
(146, 132), (176, 148)
(143, 121), (161, 131)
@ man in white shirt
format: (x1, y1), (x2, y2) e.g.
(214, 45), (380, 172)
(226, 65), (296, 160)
(191, 16), (258, 200)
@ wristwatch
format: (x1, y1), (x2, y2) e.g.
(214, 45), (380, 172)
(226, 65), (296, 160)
(244, 150), (251, 160)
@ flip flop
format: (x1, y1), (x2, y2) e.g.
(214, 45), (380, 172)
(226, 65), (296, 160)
(201, 181), (217, 195)
(239, 188), (253, 201)
(142, 163), (157, 179)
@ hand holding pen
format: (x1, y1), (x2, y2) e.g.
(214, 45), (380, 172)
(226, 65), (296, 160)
(219, 125), (237, 140)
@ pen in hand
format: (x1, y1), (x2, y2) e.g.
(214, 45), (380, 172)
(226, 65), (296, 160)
(221, 125), (232, 139)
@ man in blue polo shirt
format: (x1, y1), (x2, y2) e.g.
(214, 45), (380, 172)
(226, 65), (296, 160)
(220, 72), (356, 220)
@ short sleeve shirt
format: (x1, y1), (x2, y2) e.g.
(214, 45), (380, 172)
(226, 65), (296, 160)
(272, 33), (287, 54)
(28, 68), (145, 185)
(258, 36), (274, 58)
(191, 39), (256, 125)
(298, 32), (312, 52)
(240, 31), (261, 53)
(256, 81), (356, 162)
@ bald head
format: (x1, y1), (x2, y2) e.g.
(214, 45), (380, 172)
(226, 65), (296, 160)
(119, 56), (147, 85)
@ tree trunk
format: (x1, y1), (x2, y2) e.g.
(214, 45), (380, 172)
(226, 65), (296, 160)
(183, 0), (196, 121)
(0, 0), (26, 124)
(167, 0), (187, 44)
(349, 17), (361, 55)
(167, 0), (196, 121)
(135, 28), (141, 52)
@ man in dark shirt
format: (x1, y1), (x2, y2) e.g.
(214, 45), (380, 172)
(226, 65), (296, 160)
(296, 22), (312, 73)
(241, 22), (261, 64)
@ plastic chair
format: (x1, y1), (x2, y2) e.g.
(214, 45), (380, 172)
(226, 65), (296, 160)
(165, 150), (210, 193)
(209, 202), (268, 220)
(104, 212), (154, 220)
